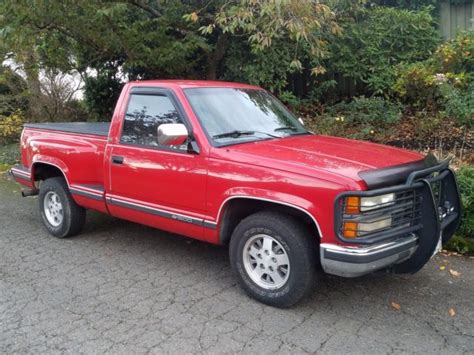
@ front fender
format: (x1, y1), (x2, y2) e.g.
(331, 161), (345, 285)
(216, 187), (324, 238)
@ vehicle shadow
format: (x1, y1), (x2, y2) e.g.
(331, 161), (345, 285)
(81, 210), (430, 312)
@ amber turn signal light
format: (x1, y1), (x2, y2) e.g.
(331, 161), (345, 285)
(343, 221), (358, 238)
(345, 196), (360, 214)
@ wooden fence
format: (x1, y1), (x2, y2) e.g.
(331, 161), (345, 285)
(439, 1), (474, 39)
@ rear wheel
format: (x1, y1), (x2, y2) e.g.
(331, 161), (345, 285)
(229, 211), (317, 308)
(39, 177), (86, 238)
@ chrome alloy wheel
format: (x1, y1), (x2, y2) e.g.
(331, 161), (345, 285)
(243, 234), (290, 290)
(43, 191), (64, 227)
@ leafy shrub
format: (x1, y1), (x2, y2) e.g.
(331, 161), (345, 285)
(393, 31), (474, 126)
(435, 30), (474, 79)
(0, 110), (24, 144)
(327, 96), (401, 125)
(371, 1), (437, 9)
(438, 82), (474, 128)
(0, 143), (20, 171)
(393, 63), (471, 110)
(445, 166), (474, 254)
(225, 4), (441, 101)
(327, 6), (439, 95)
(446, 235), (474, 254)
(0, 66), (29, 118)
(456, 166), (474, 240)
(393, 61), (438, 107)
(83, 67), (123, 121)
(306, 96), (402, 140)
(223, 38), (296, 95)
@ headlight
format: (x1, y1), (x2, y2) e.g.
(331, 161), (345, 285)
(344, 193), (395, 214)
(358, 216), (392, 235)
(342, 193), (396, 238)
(360, 193), (395, 211)
(343, 216), (393, 239)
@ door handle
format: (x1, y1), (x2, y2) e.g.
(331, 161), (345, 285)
(112, 156), (124, 165)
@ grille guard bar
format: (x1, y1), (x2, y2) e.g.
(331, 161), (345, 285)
(334, 158), (461, 245)
(334, 158), (461, 274)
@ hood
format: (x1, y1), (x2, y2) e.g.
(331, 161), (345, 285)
(226, 135), (425, 184)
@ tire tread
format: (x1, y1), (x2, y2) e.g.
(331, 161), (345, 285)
(39, 177), (86, 238)
(229, 210), (317, 308)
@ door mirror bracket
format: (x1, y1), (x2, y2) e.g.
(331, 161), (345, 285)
(157, 123), (188, 146)
(187, 140), (200, 154)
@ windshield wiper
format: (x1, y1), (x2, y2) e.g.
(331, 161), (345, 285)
(274, 126), (297, 132)
(212, 130), (279, 139)
(274, 126), (311, 136)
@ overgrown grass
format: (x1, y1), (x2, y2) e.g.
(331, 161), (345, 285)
(0, 143), (20, 171)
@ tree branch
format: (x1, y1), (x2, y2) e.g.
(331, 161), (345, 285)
(128, 0), (162, 18)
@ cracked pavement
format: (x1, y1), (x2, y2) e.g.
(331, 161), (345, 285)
(1, 175), (473, 354)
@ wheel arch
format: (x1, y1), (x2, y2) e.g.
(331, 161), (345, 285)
(217, 196), (323, 246)
(31, 160), (70, 189)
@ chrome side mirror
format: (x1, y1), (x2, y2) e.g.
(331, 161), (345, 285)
(157, 123), (188, 146)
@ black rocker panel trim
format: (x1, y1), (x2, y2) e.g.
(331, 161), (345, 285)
(106, 197), (216, 229)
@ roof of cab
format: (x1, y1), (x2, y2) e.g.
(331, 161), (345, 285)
(128, 79), (261, 90)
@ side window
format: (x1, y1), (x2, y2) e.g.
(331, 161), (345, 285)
(121, 94), (185, 148)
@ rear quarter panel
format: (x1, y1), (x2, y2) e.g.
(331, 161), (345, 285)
(21, 128), (108, 211)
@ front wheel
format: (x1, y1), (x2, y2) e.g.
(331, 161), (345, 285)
(39, 177), (86, 238)
(229, 211), (317, 308)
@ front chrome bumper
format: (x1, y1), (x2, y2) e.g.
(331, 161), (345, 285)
(320, 234), (418, 278)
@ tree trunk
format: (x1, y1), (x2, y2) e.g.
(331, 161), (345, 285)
(206, 32), (228, 80)
(22, 49), (43, 122)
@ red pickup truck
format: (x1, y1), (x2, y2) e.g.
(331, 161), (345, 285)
(11, 80), (461, 307)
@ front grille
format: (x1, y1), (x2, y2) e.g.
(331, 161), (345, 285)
(391, 190), (422, 231)
(338, 190), (422, 240)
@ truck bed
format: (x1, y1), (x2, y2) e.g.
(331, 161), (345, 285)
(24, 122), (110, 136)
(18, 121), (109, 207)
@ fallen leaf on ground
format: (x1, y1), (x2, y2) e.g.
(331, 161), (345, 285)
(391, 302), (401, 311)
(449, 269), (461, 277)
(448, 308), (456, 317)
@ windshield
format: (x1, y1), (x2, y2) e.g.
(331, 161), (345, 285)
(184, 88), (308, 146)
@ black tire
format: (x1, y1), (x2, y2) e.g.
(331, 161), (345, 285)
(38, 177), (86, 238)
(229, 211), (317, 308)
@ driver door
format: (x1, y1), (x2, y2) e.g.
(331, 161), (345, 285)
(105, 89), (207, 239)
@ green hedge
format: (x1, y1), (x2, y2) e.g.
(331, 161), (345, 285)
(325, 6), (440, 97)
(456, 167), (474, 237)
(446, 167), (474, 253)
(0, 143), (20, 171)
(393, 31), (474, 127)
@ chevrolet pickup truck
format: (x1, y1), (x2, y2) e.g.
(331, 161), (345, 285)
(10, 80), (461, 307)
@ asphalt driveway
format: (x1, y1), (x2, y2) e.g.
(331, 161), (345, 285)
(1, 174), (473, 354)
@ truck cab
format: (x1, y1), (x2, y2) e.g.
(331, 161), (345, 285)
(10, 80), (461, 307)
